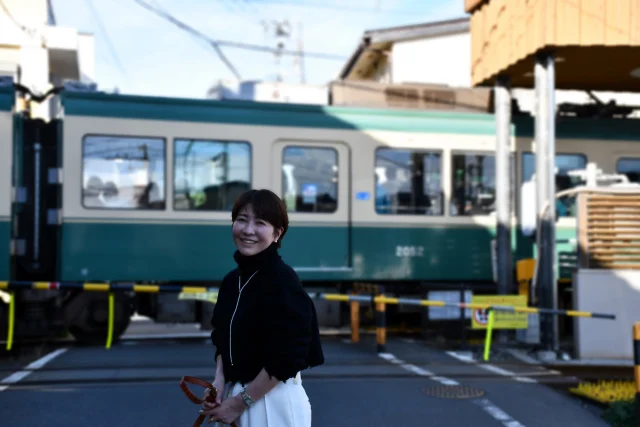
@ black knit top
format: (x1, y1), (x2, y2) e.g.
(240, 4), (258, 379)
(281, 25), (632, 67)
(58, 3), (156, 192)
(210, 243), (325, 385)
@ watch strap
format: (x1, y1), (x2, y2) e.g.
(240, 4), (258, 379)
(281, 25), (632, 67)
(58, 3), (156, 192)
(240, 388), (254, 407)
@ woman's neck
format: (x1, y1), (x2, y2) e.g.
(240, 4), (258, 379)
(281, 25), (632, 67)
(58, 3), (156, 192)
(233, 243), (280, 278)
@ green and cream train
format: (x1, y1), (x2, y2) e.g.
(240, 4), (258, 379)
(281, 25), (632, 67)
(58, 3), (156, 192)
(1, 81), (639, 344)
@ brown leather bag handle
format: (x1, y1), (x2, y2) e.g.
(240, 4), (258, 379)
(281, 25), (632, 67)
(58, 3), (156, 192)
(179, 376), (239, 427)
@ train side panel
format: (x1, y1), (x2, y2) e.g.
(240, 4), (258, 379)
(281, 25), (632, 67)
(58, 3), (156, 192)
(59, 92), (504, 284)
(61, 116), (355, 282)
(348, 126), (504, 283)
(0, 87), (13, 281)
(59, 92), (364, 283)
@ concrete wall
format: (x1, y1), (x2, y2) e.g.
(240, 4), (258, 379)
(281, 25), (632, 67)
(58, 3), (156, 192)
(573, 269), (640, 360)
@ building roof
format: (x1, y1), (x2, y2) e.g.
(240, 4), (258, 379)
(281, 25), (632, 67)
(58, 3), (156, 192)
(338, 17), (469, 81)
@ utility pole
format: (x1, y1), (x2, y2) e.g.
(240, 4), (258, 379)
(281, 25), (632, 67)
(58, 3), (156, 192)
(260, 19), (291, 82)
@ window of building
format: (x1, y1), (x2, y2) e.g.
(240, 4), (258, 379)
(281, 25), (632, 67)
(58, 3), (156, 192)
(174, 139), (251, 211)
(375, 148), (442, 215)
(521, 152), (586, 217)
(282, 146), (338, 213)
(617, 158), (640, 183)
(450, 153), (496, 216)
(82, 135), (166, 210)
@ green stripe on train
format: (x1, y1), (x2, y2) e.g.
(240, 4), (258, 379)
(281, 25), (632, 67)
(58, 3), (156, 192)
(0, 220), (9, 280)
(59, 222), (578, 283)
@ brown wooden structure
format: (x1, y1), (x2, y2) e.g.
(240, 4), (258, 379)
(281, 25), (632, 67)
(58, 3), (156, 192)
(577, 191), (640, 270)
(465, 0), (640, 91)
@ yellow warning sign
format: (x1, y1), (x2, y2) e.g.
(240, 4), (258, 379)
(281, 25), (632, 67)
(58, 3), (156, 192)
(178, 291), (218, 304)
(471, 295), (528, 330)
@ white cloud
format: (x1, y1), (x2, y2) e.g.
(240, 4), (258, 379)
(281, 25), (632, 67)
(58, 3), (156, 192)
(51, 0), (464, 98)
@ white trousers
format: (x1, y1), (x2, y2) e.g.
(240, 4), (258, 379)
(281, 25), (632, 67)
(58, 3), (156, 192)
(214, 372), (311, 427)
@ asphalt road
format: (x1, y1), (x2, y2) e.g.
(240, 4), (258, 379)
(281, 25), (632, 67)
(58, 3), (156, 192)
(0, 334), (610, 427)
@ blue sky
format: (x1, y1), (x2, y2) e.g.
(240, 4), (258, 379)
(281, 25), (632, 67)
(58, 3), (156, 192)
(51, 0), (465, 98)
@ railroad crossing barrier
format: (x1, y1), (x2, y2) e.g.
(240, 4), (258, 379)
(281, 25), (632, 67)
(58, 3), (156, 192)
(0, 281), (617, 355)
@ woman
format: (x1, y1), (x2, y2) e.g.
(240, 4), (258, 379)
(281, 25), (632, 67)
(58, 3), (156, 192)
(200, 189), (325, 426)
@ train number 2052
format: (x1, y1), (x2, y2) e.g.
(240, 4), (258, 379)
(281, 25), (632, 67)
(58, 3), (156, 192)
(395, 245), (425, 257)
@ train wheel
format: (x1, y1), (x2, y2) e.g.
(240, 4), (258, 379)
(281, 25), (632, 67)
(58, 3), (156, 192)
(63, 292), (133, 345)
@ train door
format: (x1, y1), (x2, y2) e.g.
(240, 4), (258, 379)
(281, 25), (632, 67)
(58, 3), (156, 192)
(11, 116), (62, 281)
(271, 140), (351, 277)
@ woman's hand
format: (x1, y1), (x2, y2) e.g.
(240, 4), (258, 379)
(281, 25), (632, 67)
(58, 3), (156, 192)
(201, 394), (246, 425)
(202, 377), (225, 412)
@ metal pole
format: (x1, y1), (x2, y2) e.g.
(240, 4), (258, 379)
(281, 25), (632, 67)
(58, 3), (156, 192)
(545, 53), (559, 353)
(534, 54), (548, 350)
(534, 51), (558, 354)
(495, 75), (513, 344)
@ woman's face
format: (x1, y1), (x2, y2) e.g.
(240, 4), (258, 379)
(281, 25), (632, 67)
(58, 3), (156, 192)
(232, 204), (282, 256)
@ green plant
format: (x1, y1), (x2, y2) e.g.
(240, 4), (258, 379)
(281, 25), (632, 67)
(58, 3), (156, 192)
(601, 399), (638, 427)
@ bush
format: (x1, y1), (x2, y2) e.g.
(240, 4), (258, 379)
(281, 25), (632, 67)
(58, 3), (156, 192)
(601, 399), (638, 427)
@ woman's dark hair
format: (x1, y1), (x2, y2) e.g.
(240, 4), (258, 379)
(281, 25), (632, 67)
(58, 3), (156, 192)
(231, 189), (289, 248)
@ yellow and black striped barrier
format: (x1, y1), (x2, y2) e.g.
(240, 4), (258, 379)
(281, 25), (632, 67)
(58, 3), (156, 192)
(310, 293), (616, 320)
(1, 282), (617, 356)
(0, 281), (217, 352)
(0, 281), (210, 294)
(309, 292), (616, 357)
(634, 322), (640, 421)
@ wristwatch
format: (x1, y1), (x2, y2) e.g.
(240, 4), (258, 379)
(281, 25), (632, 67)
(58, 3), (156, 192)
(239, 388), (254, 407)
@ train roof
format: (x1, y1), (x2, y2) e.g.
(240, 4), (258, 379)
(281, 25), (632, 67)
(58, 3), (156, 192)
(0, 85), (12, 112)
(32, 89), (640, 142)
(59, 90), (502, 135)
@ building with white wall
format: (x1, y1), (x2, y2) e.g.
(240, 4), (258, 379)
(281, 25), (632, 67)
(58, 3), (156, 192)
(334, 17), (640, 116)
(0, 0), (95, 118)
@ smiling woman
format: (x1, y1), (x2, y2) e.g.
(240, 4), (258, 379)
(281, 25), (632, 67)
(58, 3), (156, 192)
(231, 190), (288, 255)
(204, 189), (324, 427)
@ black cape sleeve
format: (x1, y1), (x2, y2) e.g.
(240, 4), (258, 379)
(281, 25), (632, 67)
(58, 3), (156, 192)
(261, 270), (324, 381)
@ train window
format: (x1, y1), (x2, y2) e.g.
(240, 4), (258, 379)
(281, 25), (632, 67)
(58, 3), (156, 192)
(375, 148), (443, 215)
(82, 135), (166, 210)
(617, 158), (640, 183)
(450, 153), (496, 216)
(173, 139), (251, 211)
(282, 146), (338, 213)
(521, 152), (586, 217)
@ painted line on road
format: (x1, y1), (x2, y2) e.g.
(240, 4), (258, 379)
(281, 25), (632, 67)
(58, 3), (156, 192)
(378, 352), (459, 386)
(0, 348), (68, 392)
(473, 398), (525, 427)
(446, 351), (538, 383)
(380, 351), (528, 426)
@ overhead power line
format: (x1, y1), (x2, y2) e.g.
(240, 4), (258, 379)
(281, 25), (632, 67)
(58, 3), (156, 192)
(84, 0), (128, 81)
(133, 0), (242, 79)
(134, 0), (346, 64)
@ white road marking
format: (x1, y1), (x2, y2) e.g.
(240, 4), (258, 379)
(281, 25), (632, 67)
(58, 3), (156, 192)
(380, 350), (527, 426)
(378, 352), (459, 386)
(474, 398), (526, 427)
(0, 348), (68, 392)
(446, 351), (538, 383)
